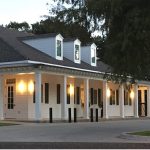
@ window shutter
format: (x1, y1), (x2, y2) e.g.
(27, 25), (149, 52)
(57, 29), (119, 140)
(57, 84), (61, 104)
(110, 89), (113, 105)
(45, 83), (49, 104)
(67, 85), (70, 104)
(33, 82), (35, 103)
(90, 88), (94, 105)
(77, 87), (80, 104)
(98, 89), (102, 107)
(41, 84), (43, 103)
(116, 90), (119, 105)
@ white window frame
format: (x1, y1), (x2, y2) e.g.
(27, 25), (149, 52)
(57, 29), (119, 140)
(56, 34), (63, 60)
(91, 43), (97, 66)
(74, 39), (81, 63)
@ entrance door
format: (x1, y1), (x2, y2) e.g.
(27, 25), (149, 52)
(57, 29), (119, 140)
(5, 84), (16, 119)
(138, 90), (147, 117)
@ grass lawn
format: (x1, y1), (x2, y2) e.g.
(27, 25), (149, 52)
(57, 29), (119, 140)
(0, 122), (18, 126)
(129, 131), (150, 136)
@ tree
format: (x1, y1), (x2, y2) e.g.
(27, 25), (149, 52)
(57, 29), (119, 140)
(50, 0), (150, 81)
(6, 21), (30, 32)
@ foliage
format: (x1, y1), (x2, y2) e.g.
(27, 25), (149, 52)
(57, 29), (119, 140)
(6, 21), (30, 32)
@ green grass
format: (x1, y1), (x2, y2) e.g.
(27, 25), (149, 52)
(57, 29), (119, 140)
(0, 122), (18, 126)
(129, 131), (150, 136)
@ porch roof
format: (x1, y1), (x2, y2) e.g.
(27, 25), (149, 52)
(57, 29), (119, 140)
(0, 26), (112, 74)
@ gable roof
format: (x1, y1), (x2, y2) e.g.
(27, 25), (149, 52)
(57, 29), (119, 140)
(0, 26), (112, 73)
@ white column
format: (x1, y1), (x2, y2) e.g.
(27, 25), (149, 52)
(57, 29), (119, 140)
(119, 84), (124, 118)
(61, 76), (67, 120)
(84, 78), (89, 119)
(134, 84), (139, 118)
(0, 76), (4, 120)
(103, 81), (108, 119)
(147, 86), (150, 117)
(35, 72), (42, 121)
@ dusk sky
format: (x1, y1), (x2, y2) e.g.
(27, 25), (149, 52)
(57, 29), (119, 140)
(0, 0), (52, 25)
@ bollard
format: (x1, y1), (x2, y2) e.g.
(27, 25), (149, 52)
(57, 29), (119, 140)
(68, 108), (72, 123)
(90, 108), (93, 122)
(49, 108), (53, 123)
(96, 108), (98, 122)
(74, 108), (77, 122)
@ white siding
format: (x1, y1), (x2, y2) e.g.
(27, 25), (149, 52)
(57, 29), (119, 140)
(23, 37), (56, 58)
(81, 46), (91, 65)
(63, 41), (74, 61)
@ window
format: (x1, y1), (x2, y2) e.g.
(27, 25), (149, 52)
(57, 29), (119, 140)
(45, 83), (49, 104)
(110, 89), (119, 105)
(7, 86), (14, 109)
(67, 85), (70, 104)
(124, 90), (132, 105)
(57, 40), (62, 57)
(75, 45), (80, 60)
(91, 48), (96, 64)
(57, 84), (61, 104)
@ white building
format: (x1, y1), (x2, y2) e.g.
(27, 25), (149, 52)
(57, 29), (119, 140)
(0, 26), (150, 121)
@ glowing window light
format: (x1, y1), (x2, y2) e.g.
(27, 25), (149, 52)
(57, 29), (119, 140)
(18, 80), (26, 94)
(69, 84), (74, 96)
(130, 90), (134, 99)
(107, 88), (111, 98)
(28, 81), (34, 94)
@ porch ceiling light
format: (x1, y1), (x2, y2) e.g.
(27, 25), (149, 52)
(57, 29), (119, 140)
(28, 81), (34, 94)
(130, 90), (134, 99)
(70, 84), (74, 96)
(107, 88), (111, 98)
(18, 80), (26, 94)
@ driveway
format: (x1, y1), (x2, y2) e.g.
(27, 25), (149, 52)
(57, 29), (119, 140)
(0, 119), (150, 143)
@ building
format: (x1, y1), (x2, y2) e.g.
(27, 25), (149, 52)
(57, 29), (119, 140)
(0, 26), (149, 121)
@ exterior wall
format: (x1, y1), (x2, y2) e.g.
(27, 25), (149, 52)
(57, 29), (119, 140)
(81, 46), (91, 65)
(63, 41), (74, 61)
(23, 37), (56, 58)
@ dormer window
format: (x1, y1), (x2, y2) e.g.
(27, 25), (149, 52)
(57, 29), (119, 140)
(91, 47), (96, 64)
(75, 45), (80, 60)
(57, 40), (62, 57)
(56, 34), (63, 60)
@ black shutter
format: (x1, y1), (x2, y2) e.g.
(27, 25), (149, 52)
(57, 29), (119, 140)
(94, 90), (97, 104)
(138, 90), (142, 116)
(57, 84), (61, 104)
(77, 87), (80, 104)
(98, 89), (102, 107)
(67, 85), (70, 104)
(74, 87), (76, 104)
(144, 90), (147, 116)
(110, 89), (113, 105)
(90, 88), (94, 105)
(33, 82), (35, 103)
(116, 90), (119, 105)
(41, 84), (43, 103)
(45, 83), (49, 104)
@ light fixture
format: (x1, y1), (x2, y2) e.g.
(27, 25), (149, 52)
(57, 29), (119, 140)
(28, 80), (34, 94)
(130, 90), (134, 99)
(18, 80), (26, 94)
(107, 88), (111, 98)
(69, 84), (74, 96)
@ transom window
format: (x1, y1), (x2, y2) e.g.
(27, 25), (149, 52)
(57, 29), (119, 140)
(91, 48), (96, 64)
(57, 40), (62, 57)
(75, 45), (80, 60)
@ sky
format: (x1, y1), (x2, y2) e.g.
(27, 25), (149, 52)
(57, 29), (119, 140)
(0, 0), (52, 25)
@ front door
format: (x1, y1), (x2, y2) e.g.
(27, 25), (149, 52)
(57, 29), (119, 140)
(5, 84), (16, 119)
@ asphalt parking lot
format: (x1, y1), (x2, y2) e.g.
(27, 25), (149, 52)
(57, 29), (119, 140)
(0, 119), (150, 148)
